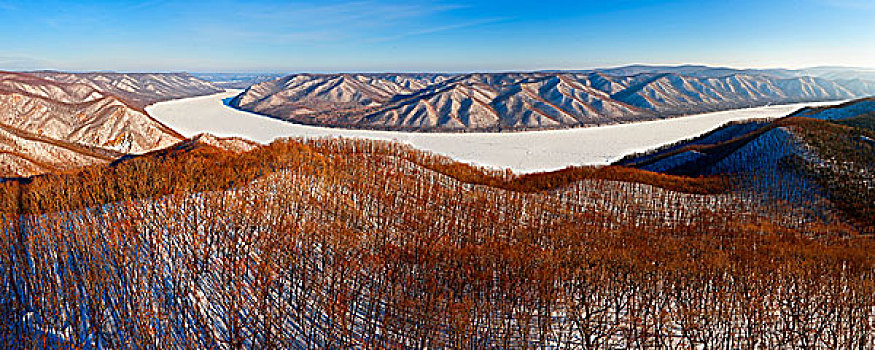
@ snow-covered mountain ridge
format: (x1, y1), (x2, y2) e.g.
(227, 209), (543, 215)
(29, 71), (224, 108)
(230, 70), (875, 131)
(0, 71), (224, 177)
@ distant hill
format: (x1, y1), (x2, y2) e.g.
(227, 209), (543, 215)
(230, 67), (875, 132)
(190, 72), (287, 89)
(572, 64), (875, 80)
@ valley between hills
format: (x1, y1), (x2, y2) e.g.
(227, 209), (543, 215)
(0, 66), (873, 348)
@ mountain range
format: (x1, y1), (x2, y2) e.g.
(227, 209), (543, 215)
(190, 72), (287, 89)
(230, 68), (875, 131)
(560, 64), (875, 81)
(0, 71), (221, 177)
(28, 71), (223, 108)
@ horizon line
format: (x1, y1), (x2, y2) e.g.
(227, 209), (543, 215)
(9, 63), (875, 75)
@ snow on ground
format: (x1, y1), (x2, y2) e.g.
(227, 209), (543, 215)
(147, 90), (846, 173)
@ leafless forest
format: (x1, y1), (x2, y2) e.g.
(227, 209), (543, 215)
(0, 134), (871, 349)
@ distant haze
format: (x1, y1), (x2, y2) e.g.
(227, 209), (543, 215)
(0, 0), (873, 72)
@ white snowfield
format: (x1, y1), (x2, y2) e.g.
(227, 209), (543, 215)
(146, 90), (846, 173)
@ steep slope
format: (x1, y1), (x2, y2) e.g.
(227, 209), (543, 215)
(231, 70), (875, 131)
(29, 71), (223, 108)
(0, 72), (184, 177)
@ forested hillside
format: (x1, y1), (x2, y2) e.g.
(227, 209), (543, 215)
(617, 97), (875, 232)
(0, 131), (871, 348)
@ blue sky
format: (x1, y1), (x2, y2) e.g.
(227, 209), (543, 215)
(0, 0), (873, 72)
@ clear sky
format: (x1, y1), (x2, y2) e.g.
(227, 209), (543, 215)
(0, 0), (873, 72)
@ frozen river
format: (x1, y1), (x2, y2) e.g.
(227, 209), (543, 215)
(147, 90), (844, 173)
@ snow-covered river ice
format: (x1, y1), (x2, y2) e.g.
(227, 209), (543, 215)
(147, 90), (844, 173)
